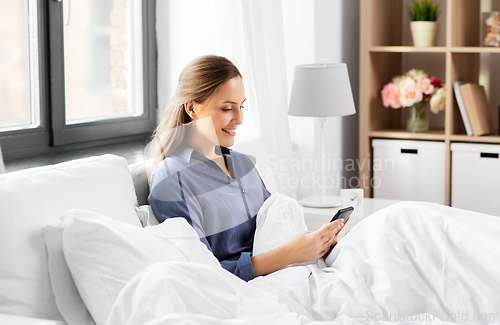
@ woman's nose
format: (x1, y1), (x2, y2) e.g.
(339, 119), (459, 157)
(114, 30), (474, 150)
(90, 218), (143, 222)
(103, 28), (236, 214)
(233, 107), (243, 125)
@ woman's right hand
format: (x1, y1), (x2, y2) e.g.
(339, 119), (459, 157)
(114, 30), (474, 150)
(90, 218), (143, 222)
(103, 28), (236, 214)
(286, 219), (344, 264)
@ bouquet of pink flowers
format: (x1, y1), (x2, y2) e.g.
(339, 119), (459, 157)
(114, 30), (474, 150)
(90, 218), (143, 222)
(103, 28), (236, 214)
(381, 69), (446, 113)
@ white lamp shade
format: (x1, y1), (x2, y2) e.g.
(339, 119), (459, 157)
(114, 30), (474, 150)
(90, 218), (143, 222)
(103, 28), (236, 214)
(288, 63), (356, 117)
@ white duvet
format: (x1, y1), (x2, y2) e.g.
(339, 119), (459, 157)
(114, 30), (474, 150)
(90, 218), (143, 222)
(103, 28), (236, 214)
(106, 199), (500, 325)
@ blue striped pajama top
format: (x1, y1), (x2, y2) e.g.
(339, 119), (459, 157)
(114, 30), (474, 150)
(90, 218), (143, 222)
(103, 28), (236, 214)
(148, 145), (271, 281)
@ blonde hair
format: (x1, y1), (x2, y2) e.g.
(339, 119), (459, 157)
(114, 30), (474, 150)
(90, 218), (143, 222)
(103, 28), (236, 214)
(148, 55), (242, 173)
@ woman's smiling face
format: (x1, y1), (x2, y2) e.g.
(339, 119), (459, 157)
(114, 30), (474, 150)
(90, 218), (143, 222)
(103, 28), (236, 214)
(189, 76), (245, 148)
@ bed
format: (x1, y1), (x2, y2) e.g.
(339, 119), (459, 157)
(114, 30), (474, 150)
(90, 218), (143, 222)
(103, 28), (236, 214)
(1, 155), (499, 325)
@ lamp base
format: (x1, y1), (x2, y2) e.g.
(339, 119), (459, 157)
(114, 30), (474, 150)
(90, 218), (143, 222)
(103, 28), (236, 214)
(299, 195), (341, 208)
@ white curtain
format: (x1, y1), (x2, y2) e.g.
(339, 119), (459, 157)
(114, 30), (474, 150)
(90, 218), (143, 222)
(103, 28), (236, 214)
(156, 0), (297, 198)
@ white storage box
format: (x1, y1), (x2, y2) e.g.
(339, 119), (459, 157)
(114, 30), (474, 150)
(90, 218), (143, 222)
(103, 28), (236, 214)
(372, 139), (445, 204)
(451, 143), (500, 216)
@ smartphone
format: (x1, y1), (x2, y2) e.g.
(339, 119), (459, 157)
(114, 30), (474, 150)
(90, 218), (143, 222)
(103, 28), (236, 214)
(330, 206), (354, 224)
(323, 206), (354, 259)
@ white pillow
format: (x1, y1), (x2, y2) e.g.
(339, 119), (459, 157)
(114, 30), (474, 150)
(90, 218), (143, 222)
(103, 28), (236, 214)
(43, 218), (96, 325)
(42, 206), (163, 325)
(135, 205), (159, 227)
(61, 209), (219, 325)
(0, 154), (141, 321)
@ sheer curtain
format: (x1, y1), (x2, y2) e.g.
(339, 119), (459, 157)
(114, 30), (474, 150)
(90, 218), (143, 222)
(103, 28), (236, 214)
(156, 0), (296, 197)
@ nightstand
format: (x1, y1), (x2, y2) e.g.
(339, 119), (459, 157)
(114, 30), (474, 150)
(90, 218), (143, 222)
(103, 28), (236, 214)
(302, 198), (401, 231)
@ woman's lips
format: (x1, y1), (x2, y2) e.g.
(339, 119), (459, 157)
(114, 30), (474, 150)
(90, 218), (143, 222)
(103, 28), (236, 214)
(222, 128), (236, 136)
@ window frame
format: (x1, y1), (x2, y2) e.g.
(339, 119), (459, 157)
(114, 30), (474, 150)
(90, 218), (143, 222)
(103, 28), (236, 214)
(0, 0), (157, 160)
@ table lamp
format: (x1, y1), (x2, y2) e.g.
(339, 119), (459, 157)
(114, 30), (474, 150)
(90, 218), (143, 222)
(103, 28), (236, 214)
(288, 63), (356, 208)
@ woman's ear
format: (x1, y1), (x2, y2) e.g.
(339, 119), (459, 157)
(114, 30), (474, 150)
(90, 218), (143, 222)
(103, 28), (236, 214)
(184, 102), (197, 120)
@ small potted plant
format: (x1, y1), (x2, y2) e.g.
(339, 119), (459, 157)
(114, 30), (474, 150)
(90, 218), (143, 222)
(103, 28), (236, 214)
(408, 0), (440, 47)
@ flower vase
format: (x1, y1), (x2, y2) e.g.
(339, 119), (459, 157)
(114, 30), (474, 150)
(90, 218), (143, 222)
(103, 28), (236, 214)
(406, 102), (429, 132)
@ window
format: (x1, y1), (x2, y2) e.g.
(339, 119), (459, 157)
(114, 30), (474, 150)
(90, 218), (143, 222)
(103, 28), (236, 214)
(0, 0), (156, 160)
(0, 0), (40, 132)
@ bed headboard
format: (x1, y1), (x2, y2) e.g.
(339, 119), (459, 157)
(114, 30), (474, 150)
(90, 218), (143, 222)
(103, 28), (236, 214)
(128, 160), (151, 206)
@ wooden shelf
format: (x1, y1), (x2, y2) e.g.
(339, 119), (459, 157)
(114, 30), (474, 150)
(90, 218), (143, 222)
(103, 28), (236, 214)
(370, 46), (447, 53)
(449, 134), (500, 144)
(369, 129), (445, 141)
(368, 131), (500, 144)
(359, 0), (500, 205)
(370, 46), (500, 54)
(451, 47), (500, 53)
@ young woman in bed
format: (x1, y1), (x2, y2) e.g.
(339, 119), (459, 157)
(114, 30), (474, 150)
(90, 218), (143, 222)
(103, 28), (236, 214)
(148, 55), (344, 281)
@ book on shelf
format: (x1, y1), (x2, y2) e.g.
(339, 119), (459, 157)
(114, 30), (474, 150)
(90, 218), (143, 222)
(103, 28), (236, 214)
(458, 83), (495, 136)
(453, 81), (473, 136)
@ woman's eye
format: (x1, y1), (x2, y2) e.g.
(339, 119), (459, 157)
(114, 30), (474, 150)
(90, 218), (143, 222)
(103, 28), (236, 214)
(240, 106), (245, 109)
(221, 108), (231, 112)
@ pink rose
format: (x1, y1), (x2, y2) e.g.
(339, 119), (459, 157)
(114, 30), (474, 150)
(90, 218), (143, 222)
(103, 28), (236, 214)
(400, 84), (423, 107)
(416, 77), (434, 95)
(381, 83), (401, 109)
